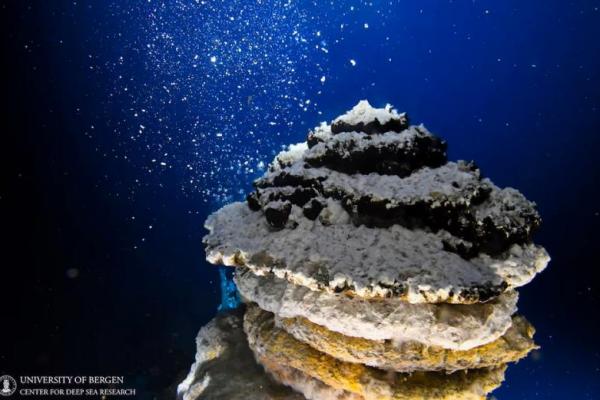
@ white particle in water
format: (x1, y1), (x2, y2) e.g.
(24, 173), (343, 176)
(97, 1), (401, 205)
(66, 268), (79, 279)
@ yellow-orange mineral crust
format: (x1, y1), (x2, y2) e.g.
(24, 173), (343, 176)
(259, 356), (365, 400)
(244, 305), (507, 400)
(277, 312), (537, 373)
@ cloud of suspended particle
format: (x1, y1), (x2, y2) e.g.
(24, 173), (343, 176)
(95, 0), (383, 206)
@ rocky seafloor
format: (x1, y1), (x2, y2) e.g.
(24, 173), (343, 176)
(178, 101), (550, 400)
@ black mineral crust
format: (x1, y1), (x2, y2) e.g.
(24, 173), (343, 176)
(331, 113), (409, 134)
(304, 128), (448, 177)
(245, 108), (542, 258)
(302, 199), (325, 220)
(264, 201), (292, 229)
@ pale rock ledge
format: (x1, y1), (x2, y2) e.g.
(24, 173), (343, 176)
(234, 269), (518, 351)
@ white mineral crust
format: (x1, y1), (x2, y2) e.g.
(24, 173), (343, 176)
(304, 126), (425, 162)
(204, 201), (549, 303)
(332, 100), (404, 126)
(261, 161), (487, 205)
(234, 270), (519, 350)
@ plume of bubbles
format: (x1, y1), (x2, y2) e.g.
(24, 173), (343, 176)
(90, 0), (391, 305)
(102, 0), (333, 206)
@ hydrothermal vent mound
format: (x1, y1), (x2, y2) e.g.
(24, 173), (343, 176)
(180, 100), (549, 400)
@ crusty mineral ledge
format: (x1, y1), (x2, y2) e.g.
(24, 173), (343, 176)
(235, 270), (517, 350)
(304, 126), (447, 177)
(259, 356), (364, 400)
(251, 159), (540, 256)
(276, 310), (537, 373)
(205, 202), (549, 303)
(244, 305), (506, 400)
(330, 100), (409, 135)
(177, 309), (305, 400)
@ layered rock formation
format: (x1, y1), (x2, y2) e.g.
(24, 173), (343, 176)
(181, 101), (550, 399)
(177, 309), (353, 400)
